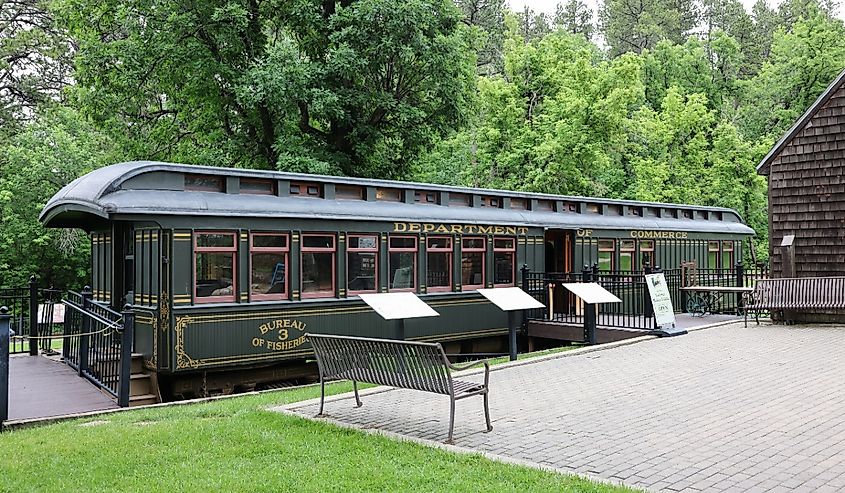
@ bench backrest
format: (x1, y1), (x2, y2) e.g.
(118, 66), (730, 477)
(753, 277), (845, 309)
(308, 334), (453, 395)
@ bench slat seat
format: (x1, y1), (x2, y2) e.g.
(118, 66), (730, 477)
(745, 277), (845, 326)
(308, 333), (492, 443)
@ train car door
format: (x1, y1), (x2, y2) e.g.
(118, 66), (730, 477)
(544, 230), (574, 316)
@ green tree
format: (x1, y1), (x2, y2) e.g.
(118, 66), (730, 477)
(739, 8), (845, 141)
(554, 0), (594, 40)
(0, 106), (117, 288)
(0, 0), (73, 134)
(599, 0), (699, 56)
(56, 0), (476, 179)
(456, 0), (507, 75)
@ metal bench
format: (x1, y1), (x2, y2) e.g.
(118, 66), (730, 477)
(307, 333), (492, 443)
(745, 277), (845, 327)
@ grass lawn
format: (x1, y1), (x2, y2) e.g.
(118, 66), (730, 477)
(0, 382), (636, 493)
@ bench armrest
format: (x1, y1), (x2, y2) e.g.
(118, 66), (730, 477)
(447, 358), (490, 372)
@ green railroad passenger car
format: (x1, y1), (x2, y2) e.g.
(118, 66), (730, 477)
(41, 161), (754, 396)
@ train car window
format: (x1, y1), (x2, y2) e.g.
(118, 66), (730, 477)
(586, 203), (600, 214)
(336, 185), (364, 200)
(510, 198), (528, 210)
(414, 191), (438, 204)
(449, 193), (471, 207)
(389, 236), (417, 291)
(598, 239), (614, 271)
(240, 178), (276, 195)
(376, 188), (402, 202)
(194, 232), (237, 303)
(563, 202), (577, 212)
(461, 237), (486, 290)
(683, 210), (693, 219)
(250, 233), (289, 301)
(640, 240), (655, 269)
(480, 196), (501, 208)
(722, 241), (734, 269)
(493, 238), (515, 286)
(302, 234), (335, 298)
(608, 205), (622, 216)
(290, 182), (322, 198)
(708, 241), (720, 269)
(427, 237), (452, 292)
(185, 174), (225, 192)
(348, 235), (378, 294)
(535, 200), (554, 212)
(628, 207), (641, 216)
(619, 240), (636, 271)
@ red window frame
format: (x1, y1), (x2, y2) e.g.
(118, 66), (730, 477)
(493, 237), (515, 287)
(347, 234), (379, 295)
(389, 236), (417, 292)
(194, 231), (237, 304)
(301, 234), (336, 299)
(426, 236), (453, 292)
(461, 237), (486, 290)
(249, 233), (289, 301)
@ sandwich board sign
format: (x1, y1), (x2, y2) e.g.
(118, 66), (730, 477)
(645, 273), (684, 336)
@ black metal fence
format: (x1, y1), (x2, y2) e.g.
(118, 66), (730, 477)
(523, 267), (655, 330)
(523, 262), (772, 328)
(63, 288), (134, 407)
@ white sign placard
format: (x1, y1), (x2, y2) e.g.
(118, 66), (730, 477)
(358, 292), (439, 320)
(561, 283), (622, 304)
(477, 287), (546, 311)
(645, 273), (676, 327)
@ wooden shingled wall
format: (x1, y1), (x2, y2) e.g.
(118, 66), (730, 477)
(767, 85), (845, 281)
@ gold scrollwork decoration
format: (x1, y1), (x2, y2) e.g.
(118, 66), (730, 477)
(174, 315), (202, 369)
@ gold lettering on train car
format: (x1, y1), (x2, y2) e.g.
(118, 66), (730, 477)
(576, 229), (593, 237)
(628, 230), (689, 239)
(255, 319), (308, 352)
(392, 222), (529, 235)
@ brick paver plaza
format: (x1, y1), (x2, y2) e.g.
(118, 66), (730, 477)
(283, 323), (845, 492)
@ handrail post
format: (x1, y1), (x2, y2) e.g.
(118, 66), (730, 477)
(28, 276), (37, 356)
(735, 261), (745, 313)
(644, 264), (654, 318)
(118, 305), (134, 408)
(79, 287), (92, 377)
(582, 265), (596, 344)
(1, 306), (10, 428)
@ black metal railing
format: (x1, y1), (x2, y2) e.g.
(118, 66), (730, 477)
(522, 267), (654, 330)
(679, 263), (771, 314)
(63, 287), (134, 407)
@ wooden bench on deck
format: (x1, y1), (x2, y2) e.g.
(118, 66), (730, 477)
(745, 277), (845, 327)
(307, 334), (492, 443)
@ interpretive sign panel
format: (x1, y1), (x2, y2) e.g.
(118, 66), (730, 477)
(561, 283), (622, 304)
(359, 292), (439, 320)
(477, 287), (545, 311)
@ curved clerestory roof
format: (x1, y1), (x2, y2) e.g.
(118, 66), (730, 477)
(40, 161), (756, 236)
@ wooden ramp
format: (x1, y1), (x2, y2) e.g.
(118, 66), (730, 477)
(527, 313), (742, 344)
(7, 355), (118, 422)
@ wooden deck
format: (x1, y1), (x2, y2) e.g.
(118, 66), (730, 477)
(7, 354), (118, 422)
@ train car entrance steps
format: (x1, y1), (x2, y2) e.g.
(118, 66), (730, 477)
(128, 353), (159, 407)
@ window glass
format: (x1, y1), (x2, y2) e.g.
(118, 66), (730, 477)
(598, 239), (614, 271)
(510, 198), (528, 210)
(461, 237), (485, 288)
(493, 237), (515, 286)
(250, 233), (288, 300)
(195, 232), (236, 301)
(302, 252), (334, 295)
(197, 233), (234, 248)
(240, 179), (275, 195)
(303, 235), (334, 249)
(494, 238), (515, 249)
(302, 234), (335, 297)
(708, 241), (720, 269)
(427, 237), (452, 290)
(252, 235), (287, 249)
(185, 174), (224, 192)
(640, 240), (655, 269)
(722, 242), (734, 269)
(449, 193), (471, 207)
(348, 235), (378, 293)
(390, 237), (416, 249)
(251, 253), (286, 296)
(377, 188), (402, 202)
(336, 185), (364, 200)
(620, 240), (635, 272)
(389, 236), (417, 290)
